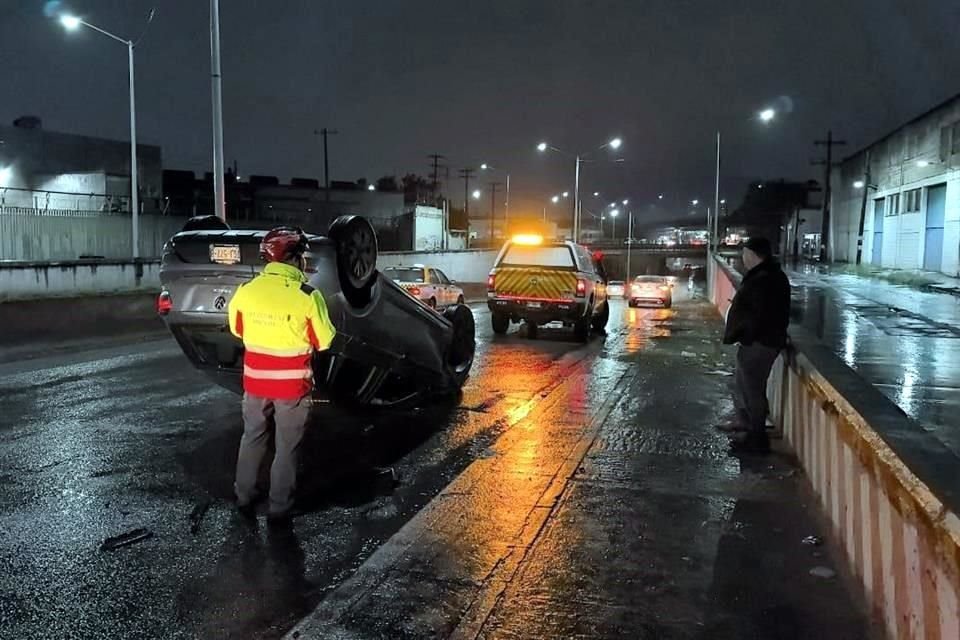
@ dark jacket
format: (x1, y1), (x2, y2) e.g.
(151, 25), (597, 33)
(722, 259), (791, 348)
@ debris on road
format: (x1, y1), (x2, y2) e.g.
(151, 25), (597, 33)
(189, 499), (212, 535)
(100, 528), (153, 552)
(809, 566), (836, 579)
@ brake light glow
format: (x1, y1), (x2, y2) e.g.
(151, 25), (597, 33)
(659, 285), (671, 292)
(156, 291), (173, 315)
(575, 279), (587, 297)
(409, 287), (422, 296)
(487, 274), (496, 291)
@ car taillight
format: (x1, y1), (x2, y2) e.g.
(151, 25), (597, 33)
(487, 274), (496, 291)
(575, 279), (587, 297)
(659, 285), (671, 292)
(157, 291), (173, 315)
(410, 287), (421, 296)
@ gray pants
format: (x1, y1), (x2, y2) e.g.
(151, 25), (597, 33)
(235, 393), (310, 515)
(734, 344), (780, 434)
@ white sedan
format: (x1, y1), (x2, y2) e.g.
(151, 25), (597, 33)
(383, 265), (465, 309)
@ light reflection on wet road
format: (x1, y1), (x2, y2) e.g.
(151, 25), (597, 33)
(0, 291), (693, 639)
(787, 265), (960, 457)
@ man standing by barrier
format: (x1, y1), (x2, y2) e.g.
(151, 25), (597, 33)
(228, 226), (337, 522)
(720, 237), (791, 453)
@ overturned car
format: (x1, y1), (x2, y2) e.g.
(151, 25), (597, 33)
(157, 216), (476, 408)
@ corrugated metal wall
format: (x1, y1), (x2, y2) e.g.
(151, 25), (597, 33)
(0, 210), (187, 261)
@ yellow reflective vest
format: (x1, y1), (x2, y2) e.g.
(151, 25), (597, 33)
(228, 262), (336, 399)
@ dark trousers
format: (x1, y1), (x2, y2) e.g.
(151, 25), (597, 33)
(235, 393), (310, 515)
(733, 344), (780, 434)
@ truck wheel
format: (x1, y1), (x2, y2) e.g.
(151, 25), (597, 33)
(591, 301), (609, 332)
(443, 304), (476, 385)
(574, 315), (591, 342)
(329, 216), (378, 306)
(491, 312), (509, 334)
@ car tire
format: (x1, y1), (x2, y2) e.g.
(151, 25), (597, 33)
(591, 301), (609, 332)
(429, 297), (437, 309)
(664, 299), (673, 309)
(457, 295), (465, 305)
(443, 304), (476, 385)
(491, 312), (509, 334)
(329, 215), (378, 307)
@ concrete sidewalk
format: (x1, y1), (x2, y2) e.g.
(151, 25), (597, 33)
(286, 300), (875, 640)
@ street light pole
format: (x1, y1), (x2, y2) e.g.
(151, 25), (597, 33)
(573, 156), (581, 242)
(626, 210), (633, 280)
(210, 0), (226, 222)
(713, 131), (720, 255)
(60, 14), (143, 258)
(855, 150), (873, 265)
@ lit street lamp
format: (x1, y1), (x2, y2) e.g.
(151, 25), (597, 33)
(367, 184), (376, 191)
(60, 10), (153, 258)
(537, 136), (624, 242)
(691, 199), (699, 206)
(472, 189), (482, 200)
(759, 108), (776, 123)
(551, 195), (560, 204)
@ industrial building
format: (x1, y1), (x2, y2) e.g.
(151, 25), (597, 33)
(831, 93), (960, 276)
(0, 116), (162, 213)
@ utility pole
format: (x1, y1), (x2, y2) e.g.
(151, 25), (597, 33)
(458, 167), (475, 244)
(855, 150), (873, 265)
(488, 182), (502, 241)
(428, 153), (446, 204)
(315, 127), (338, 206)
(813, 130), (846, 262)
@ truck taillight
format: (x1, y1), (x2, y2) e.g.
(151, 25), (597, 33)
(157, 291), (173, 315)
(575, 279), (587, 297)
(487, 274), (496, 291)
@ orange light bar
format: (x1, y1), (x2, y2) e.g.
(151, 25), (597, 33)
(511, 233), (543, 246)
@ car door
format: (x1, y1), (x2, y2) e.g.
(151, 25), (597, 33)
(435, 269), (455, 306)
(425, 269), (443, 306)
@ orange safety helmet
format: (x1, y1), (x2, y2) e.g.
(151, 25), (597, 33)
(260, 226), (309, 263)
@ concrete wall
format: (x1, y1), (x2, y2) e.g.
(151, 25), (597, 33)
(0, 260), (161, 302)
(377, 249), (499, 283)
(710, 256), (960, 639)
(831, 95), (960, 275)
(0, 212), (188, 261)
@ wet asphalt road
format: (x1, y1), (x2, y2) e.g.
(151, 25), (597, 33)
(786, 265), (960, 458)
(0, 290), (701, 640)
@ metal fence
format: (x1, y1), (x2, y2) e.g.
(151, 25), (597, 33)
(0, 208), (187, 261)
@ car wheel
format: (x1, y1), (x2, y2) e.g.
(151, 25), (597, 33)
(664, 299), (673, 309)
(491, 312), (509, 334)
(457, 295), (465, 305)
(591, 301), (609, 332)
(429, 297), (437, 309)
(443, 304), (476, 385)
(574, 315), (590, 342)
(329, 216), (378, 306)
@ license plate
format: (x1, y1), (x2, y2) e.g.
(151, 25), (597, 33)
(526, 301), (542, 308)
(209, 244), (241, 265)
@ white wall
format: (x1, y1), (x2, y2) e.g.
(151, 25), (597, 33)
(0, 260), (161, 302)
(377, 249), (498, 283)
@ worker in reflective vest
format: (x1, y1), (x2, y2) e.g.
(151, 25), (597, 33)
(227, 226), (336, 522)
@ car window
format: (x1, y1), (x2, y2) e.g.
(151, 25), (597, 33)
(609, 281), (625, 286)
(435, 269), (451, 284)
(384, 267), (425, 282)
(635, 276), (666, 283)
(426, 269), (441, 284)
(572, 245), (595, 273)
(499, 244), (577, 269)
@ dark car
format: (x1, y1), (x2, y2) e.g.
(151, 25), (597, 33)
(157, 216), (476, 409)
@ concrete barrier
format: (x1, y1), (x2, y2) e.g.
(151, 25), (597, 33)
(0, 260), (161, 302)
(710, 256), (960, 639)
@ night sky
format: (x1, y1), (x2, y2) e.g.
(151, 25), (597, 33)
(2, 0), (959, 223)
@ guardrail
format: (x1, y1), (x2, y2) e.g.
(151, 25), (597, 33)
(710, 255), (960, 639)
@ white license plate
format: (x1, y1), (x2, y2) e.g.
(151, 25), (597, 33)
(209, 244), (241, 265)
(526, 301), (542, 308)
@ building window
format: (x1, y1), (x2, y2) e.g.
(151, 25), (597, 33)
(887, 193), (900, 216)
(952, 122), (960, 155)
(905, 188), (922, 212)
